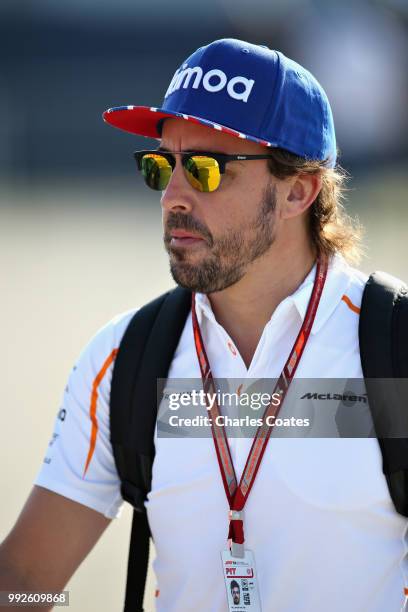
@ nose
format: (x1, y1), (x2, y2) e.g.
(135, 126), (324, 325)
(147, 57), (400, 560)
(160, 157), (196, 214)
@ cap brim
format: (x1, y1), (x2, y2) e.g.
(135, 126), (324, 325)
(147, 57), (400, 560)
(102, 105), (274, 147)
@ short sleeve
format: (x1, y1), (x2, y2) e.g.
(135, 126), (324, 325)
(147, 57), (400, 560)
(34, 309), (137, 519)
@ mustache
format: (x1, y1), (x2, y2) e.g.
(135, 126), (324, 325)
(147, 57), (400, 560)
(164, 213), (214, 246)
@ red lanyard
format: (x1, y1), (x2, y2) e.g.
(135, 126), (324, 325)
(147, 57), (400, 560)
(191, 257), (328, 553)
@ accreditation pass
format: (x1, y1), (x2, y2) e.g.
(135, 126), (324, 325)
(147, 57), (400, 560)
(221, 549), (262, 611)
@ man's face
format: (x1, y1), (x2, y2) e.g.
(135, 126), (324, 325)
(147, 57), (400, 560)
(161, 118), (281, 294)
(231, 584), (240, 604)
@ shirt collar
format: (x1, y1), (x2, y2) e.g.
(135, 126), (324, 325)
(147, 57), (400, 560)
(194, 291), (217, 327)
(194, 253), (353, 335)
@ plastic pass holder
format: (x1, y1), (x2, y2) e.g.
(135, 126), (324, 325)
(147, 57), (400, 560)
(221, 548), (262, 611)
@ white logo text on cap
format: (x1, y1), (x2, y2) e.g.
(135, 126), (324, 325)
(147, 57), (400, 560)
(164, 64), (255, 103)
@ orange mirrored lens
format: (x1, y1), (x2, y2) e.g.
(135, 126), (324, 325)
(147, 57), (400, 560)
(141, 154), (172, 190)
(184, 156), (221, 192)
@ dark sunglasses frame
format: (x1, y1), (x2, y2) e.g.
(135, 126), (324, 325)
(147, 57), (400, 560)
(133, 149), (276, 175)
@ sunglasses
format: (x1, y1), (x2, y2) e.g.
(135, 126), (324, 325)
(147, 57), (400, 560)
(133, 149), (276, 193)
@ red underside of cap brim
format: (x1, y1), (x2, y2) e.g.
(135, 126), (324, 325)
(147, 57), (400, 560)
(103, 106), (176, 138)
(102, 105), (274, 147)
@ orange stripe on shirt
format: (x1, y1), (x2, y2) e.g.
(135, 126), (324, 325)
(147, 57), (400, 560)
(341, 294), (361, 315)
(83, 348), (118, 478)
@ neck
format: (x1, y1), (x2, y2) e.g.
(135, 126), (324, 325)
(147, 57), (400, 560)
(208, 242), (316, 368)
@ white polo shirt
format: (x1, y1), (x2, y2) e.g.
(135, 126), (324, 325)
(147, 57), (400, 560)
(35, 254), (408, 611)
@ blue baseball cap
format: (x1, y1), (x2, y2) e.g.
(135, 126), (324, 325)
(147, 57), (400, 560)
(103, 38), (337, 167)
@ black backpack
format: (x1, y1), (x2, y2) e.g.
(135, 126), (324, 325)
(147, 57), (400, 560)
(110, 271), (408, 612)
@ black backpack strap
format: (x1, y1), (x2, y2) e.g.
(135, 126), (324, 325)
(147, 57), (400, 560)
(359, 271), (408, 515)
(110, 286), (192, 611)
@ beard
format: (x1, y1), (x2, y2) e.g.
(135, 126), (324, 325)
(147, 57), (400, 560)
(163, 182), (277, 294)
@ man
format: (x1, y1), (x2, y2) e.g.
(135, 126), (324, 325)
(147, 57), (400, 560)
(0, 38), (406, 611)
(230, 580), (240, 606)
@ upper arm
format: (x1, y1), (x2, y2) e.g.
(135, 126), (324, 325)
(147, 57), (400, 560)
(0, 485), (111, 591)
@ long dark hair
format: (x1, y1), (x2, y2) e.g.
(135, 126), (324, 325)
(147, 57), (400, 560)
(267, 149), (363, 264)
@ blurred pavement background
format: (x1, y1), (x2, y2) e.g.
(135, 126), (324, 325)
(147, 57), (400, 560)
(1, 1), (407, 610)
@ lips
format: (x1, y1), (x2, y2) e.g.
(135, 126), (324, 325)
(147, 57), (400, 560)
(169, 229), (206, 247)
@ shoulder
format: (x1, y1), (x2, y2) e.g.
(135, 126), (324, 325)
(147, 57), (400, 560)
(62, 308), (140, 408)
(77, 308), (138, 371)
(336, 256), (408, 312)
(331, 254), (368, 311)
(72, 287), (184, 391)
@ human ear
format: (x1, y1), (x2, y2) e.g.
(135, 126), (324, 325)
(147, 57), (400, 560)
(281, 173), (322, 219)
